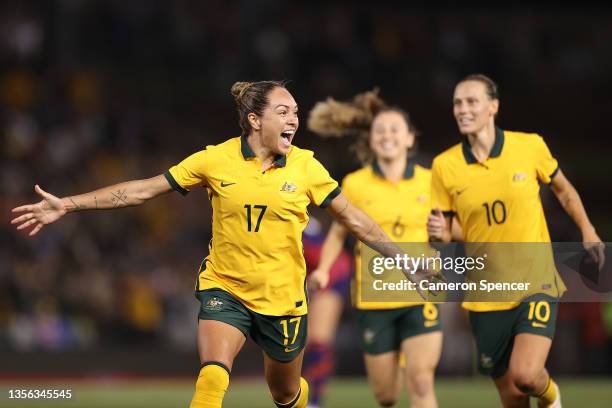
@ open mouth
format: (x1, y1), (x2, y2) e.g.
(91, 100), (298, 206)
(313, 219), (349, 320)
(280, 130), (294, 147)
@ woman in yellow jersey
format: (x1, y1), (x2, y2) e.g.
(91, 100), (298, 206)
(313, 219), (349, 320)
(11, 80), (432, 408)
(428, 74), (604, 408)
(307, 90), (442, 408)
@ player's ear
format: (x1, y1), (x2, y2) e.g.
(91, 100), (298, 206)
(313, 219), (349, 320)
(247, 113), (261, 131)
(406, 131), (415, 149)
(490, 99), (499, 117)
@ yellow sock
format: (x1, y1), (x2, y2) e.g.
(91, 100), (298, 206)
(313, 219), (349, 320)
(399, 353), (406, 369)
(536, 377), (558, 407)
(274, 377), (309, 408)
(189, 362), (230, 408)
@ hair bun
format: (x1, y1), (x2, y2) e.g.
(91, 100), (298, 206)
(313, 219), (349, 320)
(231, 82), (253, 101)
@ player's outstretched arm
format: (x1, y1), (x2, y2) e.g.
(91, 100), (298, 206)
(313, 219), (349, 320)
(326, 193), (440, 298)
(326, 193), (393, 255)
(11, 174), (172, 236)
(309, 221), (348, 290)
(549, 169), (604, 267)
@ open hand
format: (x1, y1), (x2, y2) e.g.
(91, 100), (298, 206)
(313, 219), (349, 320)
(11, 185), (66, 236)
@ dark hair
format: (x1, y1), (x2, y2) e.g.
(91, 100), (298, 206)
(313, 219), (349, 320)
(459, 73), (499, 100)
(231, 80), (288, 135)
(308, 90), (418, 164)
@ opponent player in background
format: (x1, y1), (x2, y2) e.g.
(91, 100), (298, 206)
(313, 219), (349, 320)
(307, 90), (443, 408)
(11, 80), (434, 408)
(301, 217), (352, 408)
(427, 73), (604, 408)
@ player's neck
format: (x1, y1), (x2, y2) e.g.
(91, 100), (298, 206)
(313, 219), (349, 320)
(247, 133), (277, 170)
(466, 124), (496, 162)
(376, 154), (407, 183)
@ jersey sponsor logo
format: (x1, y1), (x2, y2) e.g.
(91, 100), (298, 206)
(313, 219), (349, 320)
(531, 322), (547, 329)
(280, 182), (297, 192)
(284, 346), (300, 353)
(220, 181), (237, 187)
(363, 328), (376, 345)
(512, 172), (527, 182)
(480, 353), (494, 369)
(204, 296), (224, 311)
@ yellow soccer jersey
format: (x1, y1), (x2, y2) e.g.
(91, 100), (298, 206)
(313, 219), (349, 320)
(343, 160), (432, 310)
(165, 135), (340, 316)
(431, 128), (566, 311)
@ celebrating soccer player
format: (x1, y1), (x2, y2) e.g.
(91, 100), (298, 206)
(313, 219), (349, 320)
(308, 90), (443, 408)
(427, 73), (604, 408)
(11, 80), (432, 408)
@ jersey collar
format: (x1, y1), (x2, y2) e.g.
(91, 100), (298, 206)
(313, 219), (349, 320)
(240, 134), (287, 167)
(461, 127), (505, 164)
(371, 158), (415, 180)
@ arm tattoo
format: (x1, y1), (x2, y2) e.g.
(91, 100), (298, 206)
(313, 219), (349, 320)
(69, 197), (86, 210)
(364, 220), (375, 238)
(110, 189), (128, 207)
(337, 200), (349, 216)
(94, 196), (98, 209)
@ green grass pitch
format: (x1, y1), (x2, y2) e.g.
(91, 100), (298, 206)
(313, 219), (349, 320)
(1, 378), (609, 407)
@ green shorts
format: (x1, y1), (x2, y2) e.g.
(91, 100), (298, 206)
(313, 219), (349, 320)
(196, 289), (307, 362)
(469, 295), (558, 378)
(355, 304), (442, 355)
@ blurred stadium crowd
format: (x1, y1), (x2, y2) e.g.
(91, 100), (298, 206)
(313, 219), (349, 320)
(1, 1), (611, 375)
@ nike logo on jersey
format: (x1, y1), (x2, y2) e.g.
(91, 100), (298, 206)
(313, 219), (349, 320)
(220, 182), (237, 187)
(284, 346), (299, 352)
(531, 322), (547, 328)
(456, 186), (469, 196)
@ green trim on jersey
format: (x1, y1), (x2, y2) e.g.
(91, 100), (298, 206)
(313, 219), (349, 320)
(462, 127), (505, 164)
(320, 186), (341, 208)
(164, 170), (188, 196)
(240, 134), (286, 167)
(372, 158), (416, 179)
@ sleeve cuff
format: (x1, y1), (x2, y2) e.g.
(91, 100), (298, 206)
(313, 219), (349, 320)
(548, 167), (560, 184)
(319, 186), (341, 208)
(164, 170), (189, 196)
